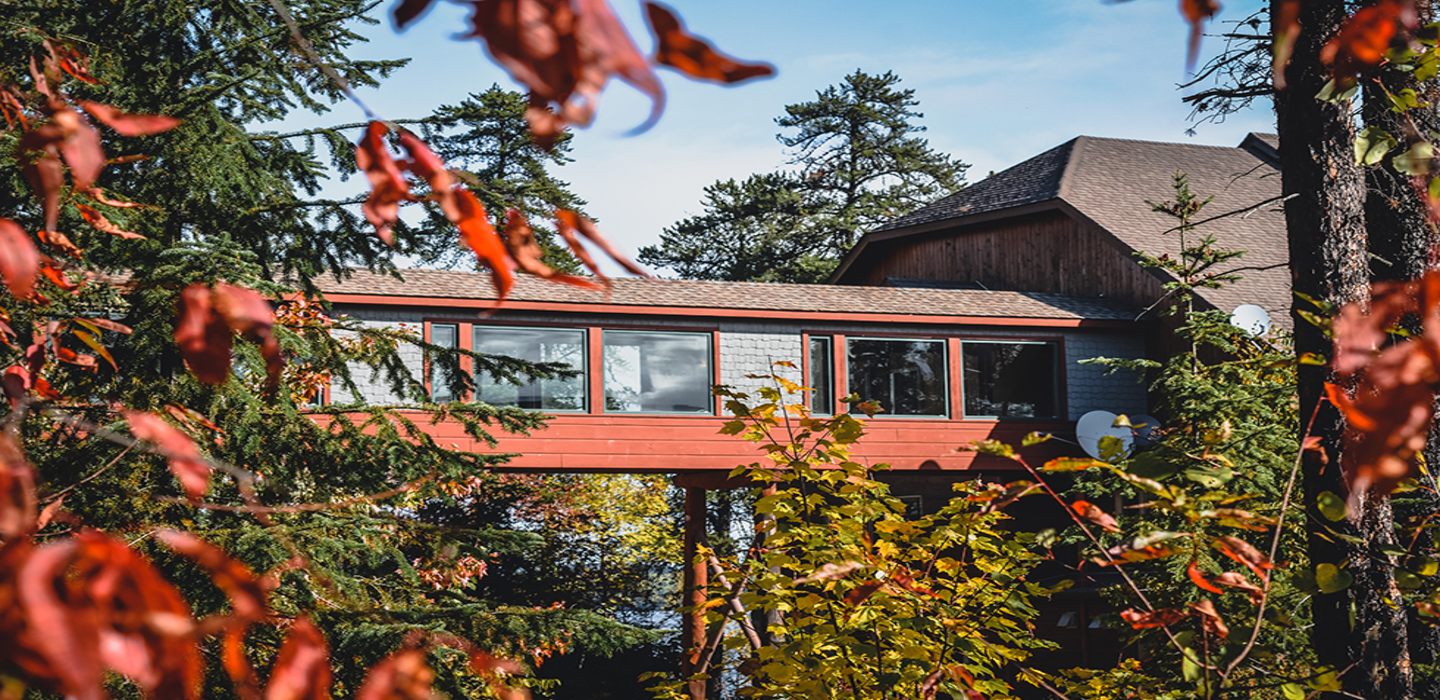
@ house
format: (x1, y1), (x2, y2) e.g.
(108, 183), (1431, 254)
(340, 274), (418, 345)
(831, 133), (1288, 332)
(310, 132), (1291, 681)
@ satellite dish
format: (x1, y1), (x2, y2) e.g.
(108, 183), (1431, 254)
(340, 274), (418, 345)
(1131, 414), (1161, 448)
(1230, 304), (1273, 337)
(1076, 410), (1134, 461)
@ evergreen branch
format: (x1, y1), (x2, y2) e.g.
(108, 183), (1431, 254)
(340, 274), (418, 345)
(265, 0), (375, 118)
(154, 471), (435, 513)
(246, 197), (366, 214)
(250, 118), (434, 140)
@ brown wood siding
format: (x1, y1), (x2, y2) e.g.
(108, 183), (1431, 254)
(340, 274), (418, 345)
(856, 211), (1167, 310)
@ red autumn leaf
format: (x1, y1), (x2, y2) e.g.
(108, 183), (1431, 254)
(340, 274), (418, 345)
(1189, 599), (1229, 638)
(265, 617), (331, 700)
(1071, 500), (1120, 533)
(1212, 535), (1274, 581)
(54, 108), (104, 192)
(975, 480), (1039, 515)
(1272, 0), (1302, 88)
(75, 203), (145, 239)
(503, 209), (601, 289)
(211, 284), (283, 392)
(453, 189), (515, 301)
(465, 0), (663, 148)
(355, 121), (409, 246)
(76, 101), (181, 137)
(0, 83), (28, 131)
(644, 3), (774, 84)
(1187, 561), (1225, 595)
(14, 532), (202, 700)
(84, 187), (151, 209)
(1180, 0), (1222, 73)
(396, 130), (454, 213)
(1321, 0), (1418, 83)
(126, 411), (212, 502)
(843, 580), (883, 606)
(1213, 570), (1266, 603)
(38, 259), (80, 293)
(0, 429), (36, 539)
(163, 403), (224, 434)
(44, 40), (104, 86)
(155, 531), (271, 621)
(554, 209), (649, 278)
(0, 219), (39, 299)
(175, 284), (233, 384)
(37, 228), (82, 258)
(1120, 607), (1187, 629)
(72, 316), (132, 335)
(15, 126), (66, 232)
(224, 627), (263, 700)
(392, 0), (437, 29)
(357, 649), (434, 700)
(1094, 532), (1189, 566)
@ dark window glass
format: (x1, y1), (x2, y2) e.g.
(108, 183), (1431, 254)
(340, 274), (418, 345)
(475, 327), (586, 411)
(430, 324), (458, 402)
(846, 338), (947, 417)
(809, 336), (833, 416)
(603, 331), (712, 413)
(962, 341), (1058, 418)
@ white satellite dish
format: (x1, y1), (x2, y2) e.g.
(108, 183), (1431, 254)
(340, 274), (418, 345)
(1076, 410), (1134, 461)
(1131, 414), (1161, 448)
(1230, 304), (1273, 337)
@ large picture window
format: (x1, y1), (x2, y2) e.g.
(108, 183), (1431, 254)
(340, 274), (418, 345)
(474, 326), (586, 411)
(603, 330), (712, 414)
(962, 341), (1059, 419)
(846, 338), (947, 417)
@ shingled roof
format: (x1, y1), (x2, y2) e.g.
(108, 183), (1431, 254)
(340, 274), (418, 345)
(837, 134), (1289, 322)
(313, 268), (1142, 322)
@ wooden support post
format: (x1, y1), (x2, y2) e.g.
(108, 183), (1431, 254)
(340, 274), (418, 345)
(682, 486), (708, 700)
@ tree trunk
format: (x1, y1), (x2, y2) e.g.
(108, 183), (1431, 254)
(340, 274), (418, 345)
(1275, 0), (1411, 696)
(1362, 2), (1440, 695)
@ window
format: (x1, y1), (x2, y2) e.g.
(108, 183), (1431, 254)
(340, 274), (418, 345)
(846, 338), (947, 417)
(603, 330), (712, 414)
(429, 324), (458, 402)
(962, 341), (1059, 418)
(474, 326), (587, 411)
(808, 336), (833, 416)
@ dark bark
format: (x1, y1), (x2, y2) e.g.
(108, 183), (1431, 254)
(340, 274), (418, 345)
(1362, 2), (1440, 694)
(1275, 0), (1408, 697)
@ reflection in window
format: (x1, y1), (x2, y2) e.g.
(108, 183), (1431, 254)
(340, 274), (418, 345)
(474, 327), (586, 411)
(847, 338), (947, 417)
(808, 336), (833, 416)
(962, 341), (1058, 418)
(603, 331), (712, 413)
(430, 324), (458, 402)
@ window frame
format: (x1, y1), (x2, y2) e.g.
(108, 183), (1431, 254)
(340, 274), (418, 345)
(601, 329), (717, 416)
(426, 322), (460, 403)
(958, 338), (1064, 420)
(805, 334), (835, 416)
(844, 335), (951, 419)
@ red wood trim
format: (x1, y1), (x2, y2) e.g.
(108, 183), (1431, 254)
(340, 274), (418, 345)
(324, 294), (1136, 328)
(833, 333), (847, 415)
(948, 337), (963, 421)
(711, 330), (722, 415)
(586, 327), (603, 415)
(458, 321), (473, 401)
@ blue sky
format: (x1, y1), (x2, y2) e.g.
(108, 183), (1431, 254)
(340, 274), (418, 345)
(313, 0), (1274, 273)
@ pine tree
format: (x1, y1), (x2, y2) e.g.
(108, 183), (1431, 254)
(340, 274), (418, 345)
(0, 3), (651, 697)
(640, 70), (966, 283)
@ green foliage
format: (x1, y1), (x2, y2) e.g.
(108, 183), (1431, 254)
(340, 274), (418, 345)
(652, 376), (1056, 699)
(640, 70), (967, 283)
(0, 4), (650, 697)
